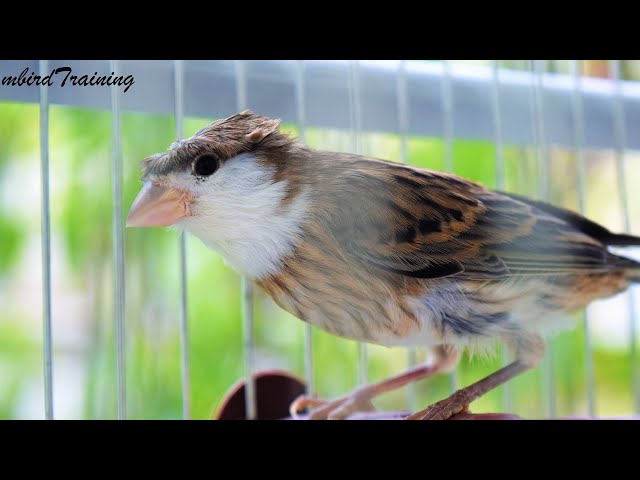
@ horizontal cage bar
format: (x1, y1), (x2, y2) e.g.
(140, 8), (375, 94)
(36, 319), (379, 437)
(1, 60), (639, 149)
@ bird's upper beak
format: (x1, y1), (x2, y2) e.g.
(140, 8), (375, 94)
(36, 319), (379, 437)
(127, 181), (192, 227)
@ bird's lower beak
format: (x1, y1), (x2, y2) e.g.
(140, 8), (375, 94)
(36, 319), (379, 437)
(127, 181), (192, 227)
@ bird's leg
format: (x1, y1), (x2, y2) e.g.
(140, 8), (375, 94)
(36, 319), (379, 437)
(291, 365), (437, 420)
(407, 334), (545, 420)
(405, 360), (529, 420)
(290, 345), (459, 420)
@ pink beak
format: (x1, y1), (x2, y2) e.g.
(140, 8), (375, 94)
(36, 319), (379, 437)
(127, 181), (192, 227)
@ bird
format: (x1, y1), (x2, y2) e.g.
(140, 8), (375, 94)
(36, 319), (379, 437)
(127, 110), (640, 420)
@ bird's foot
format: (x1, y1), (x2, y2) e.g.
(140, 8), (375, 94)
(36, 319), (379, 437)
(290, 390), (376, 420)
(405, 390), (471, 420)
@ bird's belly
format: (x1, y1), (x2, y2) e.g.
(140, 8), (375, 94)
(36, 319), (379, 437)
(261, 271), (585, 354)
(301, 297), (429, 347)
(260, 282), (427, 346)
(297, 294), (504, 349)
(260, 277), (516, 348)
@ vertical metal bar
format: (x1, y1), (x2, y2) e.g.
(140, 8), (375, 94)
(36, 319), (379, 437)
(441, 60), (455, 174)
(526, 59), (538, 196)
(491, 61), (505, 191)
(39, 59), (54, 420)
(491, 60), (512, 412)
(532, 61), (551, 201)
(609, 60), (639, 414)
(349, 60), (368, 386)
(295, 60), (315, 397)
(110, 59), (126, 420)
(174, 60), (191, 419)
(235, 60), (257, 420)
(357, 339), (368, 386)
(396, 60), (417, 411)
(241, 278), (256, 419)
(531, 59), (556, 418)
(349, 60), (363, 154)
(570, 60), (596, 417)
(397, 61), (410, 165)
(441, 60), (457, 393)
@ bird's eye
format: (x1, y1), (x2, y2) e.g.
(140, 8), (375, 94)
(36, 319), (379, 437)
(193, 155), (219, 177)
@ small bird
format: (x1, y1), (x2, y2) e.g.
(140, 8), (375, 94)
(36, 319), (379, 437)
(127, 111), (640, 420)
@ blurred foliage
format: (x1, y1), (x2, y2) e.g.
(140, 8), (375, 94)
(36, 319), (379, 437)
(0, 61), (638, 419)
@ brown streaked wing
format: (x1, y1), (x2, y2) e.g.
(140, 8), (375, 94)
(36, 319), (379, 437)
(330, 159), (629, 280)
(330, 161), (508, 279)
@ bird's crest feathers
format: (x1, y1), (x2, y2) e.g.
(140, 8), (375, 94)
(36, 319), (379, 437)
(141, 110), (292, 178)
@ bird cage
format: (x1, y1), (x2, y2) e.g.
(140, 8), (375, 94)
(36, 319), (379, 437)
(0, 60), (637, 419)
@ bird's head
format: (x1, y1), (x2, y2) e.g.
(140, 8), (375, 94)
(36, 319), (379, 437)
(127, 110), (312, 279)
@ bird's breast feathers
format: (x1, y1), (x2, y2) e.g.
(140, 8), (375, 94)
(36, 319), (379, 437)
(180, 152), (312, 279)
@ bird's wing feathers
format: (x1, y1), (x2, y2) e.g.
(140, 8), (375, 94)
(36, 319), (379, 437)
(498, 191), (640, 247)
(481, 195), (623, 276)
(332, 160), (627, 280)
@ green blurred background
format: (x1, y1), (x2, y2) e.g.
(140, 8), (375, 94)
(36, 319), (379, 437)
(0, 60), (638, 419)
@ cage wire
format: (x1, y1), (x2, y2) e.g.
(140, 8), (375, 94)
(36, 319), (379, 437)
(110, 59), (127, 420)
(295, 60), (316, 398)
(396, 60), (419, 412)
(234, 59), (258, 420)
(571, 59), (597, 417)
(531, 59), (557, 418)
(27, 59), (640, 419)
(174, 59), (191, 419)
(348, 60), (369, 388)
(490, 59), (511, 412)
(38, 59), (53, 420)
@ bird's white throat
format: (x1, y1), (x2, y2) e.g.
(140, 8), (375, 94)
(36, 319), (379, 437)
(179, 152), (310, 279)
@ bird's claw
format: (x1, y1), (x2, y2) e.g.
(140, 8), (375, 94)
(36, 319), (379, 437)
(406, 391), (471, 420)
(289, 395), (328, 418)
(290, 392), (375, 420)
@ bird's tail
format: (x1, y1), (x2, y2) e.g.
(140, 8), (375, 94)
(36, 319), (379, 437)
(606, 232), (640, 247)
(605, 232), (640, 283)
